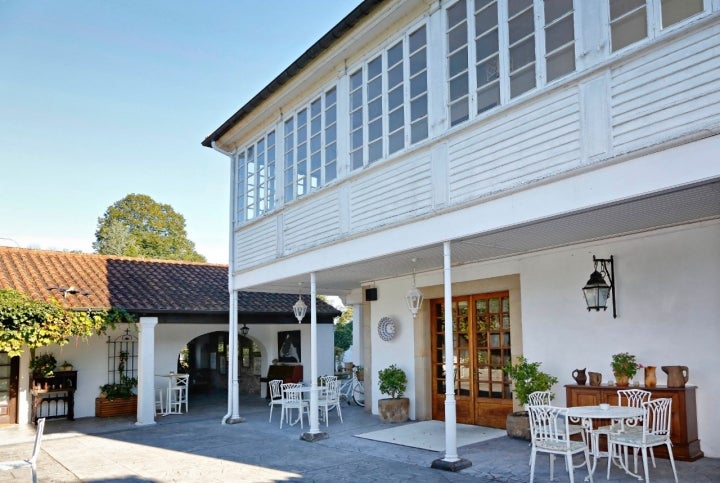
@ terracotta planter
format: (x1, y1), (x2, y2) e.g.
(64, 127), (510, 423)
(378, 397), (409, 423)
(95, 396), (137, 418)
(506, 411), (531, 440)
(614, 373), (630, 387)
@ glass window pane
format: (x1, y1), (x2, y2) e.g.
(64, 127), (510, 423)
(547, 45), (575, 81)
(388, 41), (403, 66)
(611, 7), (647, 51)
(475, 2), (498, 34)
(509, 37), (535, 71)
(411, 96), (428, 120)
(325, 87), (336, 105)
(388, 64), (403, 88)
(410, 74), (427, 98)
(411, 118), (428, 143)
(449, 48), (469, 77)
(475, 30), (499, 61)
(409, 25), (427, 52)
(448, 23), (468, 52)
(367, 77), (382, 100)
(325, 160), (336, 181)
(508, 0), (532, 17)
(351, 109), (363, 129)
(350, 70), (363, 89)
(388, 86), (403, 110)
(351, 89), (363, 108)
(325, 124), (336, 144)
(368, 119), (382, 143)
(325, 142), (336, 162)
(368, 56), (382, 78)
(450, 73), (469, 101)
(610, 0), (645, 19)
(476, 56), (499, 86)
(510, 65), (535, 97)
(450, 100), (469, 126)
(545, 0), (573, 23)
(389, 130), (404, 154)
(369, 139), (383, 162)
(545, 15), (574, 53)
(477, 82), (500, 113)
(447, 0), (467, 29)
(509, 8), (534, 44)
(368, 98), (383, 119)
(389, 108), (404, 131)
(410, 50), (427, 73)
(661, 0), (703, 28)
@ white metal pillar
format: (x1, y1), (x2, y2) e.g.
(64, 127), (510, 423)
(432, 241), (471, 470)
(223, 289), (244, 424)
(351, 303), (364, 368)
(302, 272), (328, 441)
(136, 317), (158, 425)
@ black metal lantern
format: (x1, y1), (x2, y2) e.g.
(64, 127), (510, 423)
(582, 256), (616, 318)
(240, 324), (249, 337)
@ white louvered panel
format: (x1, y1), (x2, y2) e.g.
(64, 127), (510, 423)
(234, 217), (277, 271)
(612, 25), (720, 152)
(349, 155), (433, 232)
(448, 90), (581, 204)
(283, 190), (342, 254)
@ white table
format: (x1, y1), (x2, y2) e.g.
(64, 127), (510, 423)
(567, 405), (644, 480)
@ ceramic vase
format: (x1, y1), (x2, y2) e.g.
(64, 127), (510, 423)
(644, 366), (657, 387)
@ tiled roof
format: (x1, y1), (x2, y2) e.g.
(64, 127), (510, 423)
(0, 247), (340, 316)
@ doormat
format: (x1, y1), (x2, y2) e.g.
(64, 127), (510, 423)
(355, 420), (505, 452)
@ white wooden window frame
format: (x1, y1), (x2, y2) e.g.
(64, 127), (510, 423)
(348, 22), (429, 171)
(235, 129), (276, 225)
(608, 0), (708, 53)
(445, 0), (577, 127)
(284, 86), (340, 202)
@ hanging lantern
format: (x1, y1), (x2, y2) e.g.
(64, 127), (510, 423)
(405, 258), (424, 318)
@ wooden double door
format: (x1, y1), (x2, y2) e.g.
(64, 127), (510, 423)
(0, 353), (19, 424)
(431, 292), (513, 428)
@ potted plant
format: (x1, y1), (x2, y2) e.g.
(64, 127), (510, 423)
(58, 360), (74, 371)
(611, 352), (640, 387)
(503, 356), (558, 439)
(355, 365), (364, 381)
(377, 364), (409, 423)
(29, 353), (57, 377)
(96, 352), (138, 417)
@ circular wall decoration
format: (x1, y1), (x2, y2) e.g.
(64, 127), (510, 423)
(377, 316), (397, 341)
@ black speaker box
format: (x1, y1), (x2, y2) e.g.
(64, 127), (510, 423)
(365, 287), (378, 301)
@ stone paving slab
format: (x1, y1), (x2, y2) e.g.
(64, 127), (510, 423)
(1, 394), (717, 482)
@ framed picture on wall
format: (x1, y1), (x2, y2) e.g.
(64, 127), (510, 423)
(278, 330), (301, 363)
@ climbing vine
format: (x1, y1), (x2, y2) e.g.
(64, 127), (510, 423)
(0, 289), (136, 357)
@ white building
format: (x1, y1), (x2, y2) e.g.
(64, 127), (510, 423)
(203, 0), (720, 458)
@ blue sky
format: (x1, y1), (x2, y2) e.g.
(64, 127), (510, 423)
(0, 0), (358, 263)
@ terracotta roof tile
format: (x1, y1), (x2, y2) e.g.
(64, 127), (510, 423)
(0, 247), (340, 316)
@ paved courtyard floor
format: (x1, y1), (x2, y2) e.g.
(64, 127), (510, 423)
(1, 393), (717, 482)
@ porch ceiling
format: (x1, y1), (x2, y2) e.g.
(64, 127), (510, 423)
(246, 178), (720, 295)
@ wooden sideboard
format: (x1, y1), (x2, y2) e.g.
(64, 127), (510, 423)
(30, 371), (77, 424)
(565, 384), (703, 461)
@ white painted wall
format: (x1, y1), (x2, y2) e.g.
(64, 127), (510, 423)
(364, 221), (719, 457)
(17, 321), (335, 422)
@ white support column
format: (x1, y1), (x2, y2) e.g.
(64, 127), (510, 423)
(432, 241), (471, 471)
(302, 272), (328, 441)
(136, 317), (158, 426)
(223, 289), (245, 424)
(351, 303), (364, 368)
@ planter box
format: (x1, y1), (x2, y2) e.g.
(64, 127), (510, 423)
(95, 396), (137, 418)
(378, 397), (409, 423)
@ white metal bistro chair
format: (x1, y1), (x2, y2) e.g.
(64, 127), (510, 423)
(599, 388), (652, 473)
(280, 382), (308, 429)
(317, 378), (343, 425)
(607, 398), (678, 483)
(0, 417), (45, 483)
(528, 405), (593, 483)
(167, 373), (189, 414)
(155, 387), (165, 415)
(268, 379), (284, 422)
(527, 391), (585, 441)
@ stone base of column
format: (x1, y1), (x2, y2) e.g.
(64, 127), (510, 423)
(300, 431), (328, 442)
(224, 416), (246, 424)
(431, 458), (472, 472)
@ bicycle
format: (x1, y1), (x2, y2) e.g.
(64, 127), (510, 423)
(338, 367), (364, 407)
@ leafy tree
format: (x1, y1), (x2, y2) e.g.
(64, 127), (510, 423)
(93, 194), (206, 262)
(334, 305), (353, 355)
(0, 289), (135, 357)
